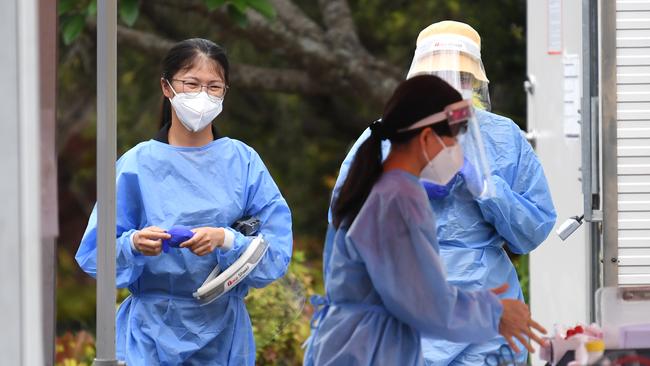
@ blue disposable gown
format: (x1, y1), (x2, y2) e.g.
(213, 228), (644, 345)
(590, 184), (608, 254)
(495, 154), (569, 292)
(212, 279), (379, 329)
(76, 138), (293, 366)
(305, 170), (502, 366)
(318, 110), (557, 365)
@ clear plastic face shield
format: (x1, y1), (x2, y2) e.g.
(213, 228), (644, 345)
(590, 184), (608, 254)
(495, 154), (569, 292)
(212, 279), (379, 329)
(406, 34), (491, 111)
(399, 100), (494, 198)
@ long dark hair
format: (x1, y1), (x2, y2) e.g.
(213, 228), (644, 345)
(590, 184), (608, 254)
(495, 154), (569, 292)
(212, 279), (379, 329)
(160, 38), (229, 127)
(332, 75), (463, 228)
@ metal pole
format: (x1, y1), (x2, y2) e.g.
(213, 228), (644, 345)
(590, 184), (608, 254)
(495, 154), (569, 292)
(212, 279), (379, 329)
(581, 0), (602, 323)
(599, 0), (619, 287)
(17, 0), (44, 364)
(95, 0), (118, 365)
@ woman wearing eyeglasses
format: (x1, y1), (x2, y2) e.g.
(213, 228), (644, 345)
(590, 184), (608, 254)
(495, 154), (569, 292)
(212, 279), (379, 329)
(75, 38), (293, 365)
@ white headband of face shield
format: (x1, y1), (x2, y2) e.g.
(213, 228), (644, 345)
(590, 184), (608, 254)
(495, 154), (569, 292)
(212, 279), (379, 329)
(397, 100), (472, 133)
(412, 34), (482, 62)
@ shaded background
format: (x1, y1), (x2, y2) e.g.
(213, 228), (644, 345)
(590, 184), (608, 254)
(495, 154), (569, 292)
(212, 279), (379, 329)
(55, 0), (527, 364)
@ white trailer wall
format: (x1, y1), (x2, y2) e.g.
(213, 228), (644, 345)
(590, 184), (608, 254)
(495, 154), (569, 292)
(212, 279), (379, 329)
(615, 0), (650, 286)
(527, 1), (590, 364)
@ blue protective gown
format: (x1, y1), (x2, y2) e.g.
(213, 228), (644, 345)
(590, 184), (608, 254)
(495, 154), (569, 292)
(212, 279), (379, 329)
(305, 170), (503, 366)
(318, 110), (557, 365)
(76, 138), (293, 365)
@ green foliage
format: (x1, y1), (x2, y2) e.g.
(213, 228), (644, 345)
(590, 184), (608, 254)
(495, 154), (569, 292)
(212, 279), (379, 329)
(119, 0), (140, 27)
(55, 331), (95, 366)
(58, 0), (276, 45)
(513, 255), (530, 303)
(247, 247), (319, 365)
(61, 15), (85, 45)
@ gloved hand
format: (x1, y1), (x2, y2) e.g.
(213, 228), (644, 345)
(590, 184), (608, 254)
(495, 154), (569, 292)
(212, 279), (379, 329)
(421, 176), (457, 200)
(459, 158), (486, 198)
(162, 225), (195, 253)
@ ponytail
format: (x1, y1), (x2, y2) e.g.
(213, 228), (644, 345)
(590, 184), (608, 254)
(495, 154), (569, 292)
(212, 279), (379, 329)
(332, 74), (464, 228)
(160, 97), (172, 128)
(332, 124), (385, 228)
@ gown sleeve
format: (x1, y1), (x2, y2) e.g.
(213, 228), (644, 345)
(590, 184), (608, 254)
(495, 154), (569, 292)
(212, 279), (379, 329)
(216, 149), (293, 288)
(75, 158), (148, 288)
(350, 187), (503, 342)
(476, 125), (557, 254)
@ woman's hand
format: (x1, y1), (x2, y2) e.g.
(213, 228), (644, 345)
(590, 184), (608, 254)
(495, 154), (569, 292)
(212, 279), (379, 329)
(498, 298), (547, 354)
(180, 227), (225, 256)
(133, 226), (171, 256)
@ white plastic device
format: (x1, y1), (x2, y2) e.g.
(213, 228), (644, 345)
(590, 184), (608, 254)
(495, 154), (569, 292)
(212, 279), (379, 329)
(193, 235), (269, 304)
(556, 215), (584, 241)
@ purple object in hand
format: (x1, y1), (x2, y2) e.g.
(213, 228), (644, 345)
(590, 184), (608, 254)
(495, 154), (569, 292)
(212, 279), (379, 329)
(162, 225), (194, 253)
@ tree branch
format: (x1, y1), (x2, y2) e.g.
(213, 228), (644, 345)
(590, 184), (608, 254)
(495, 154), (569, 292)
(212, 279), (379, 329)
(232, 64), (326, 94)
(268, 0), (325, 43)
(111, 24), (326, 94)
(317, 0), (363, 50)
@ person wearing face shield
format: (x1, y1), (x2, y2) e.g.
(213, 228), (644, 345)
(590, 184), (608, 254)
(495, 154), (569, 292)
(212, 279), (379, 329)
(303, 75), (547, 366)
(75, 38), (293, 365)
(310, 21), (557, 365)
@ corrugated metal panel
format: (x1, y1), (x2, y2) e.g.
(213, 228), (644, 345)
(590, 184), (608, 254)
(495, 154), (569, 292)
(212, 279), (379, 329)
(618, 101), (650, 120)
(618, 65), (650, 84)
(617, 2), (650, 285)
(620, 229), (650, 247)
(618, 1), (650, 12)
(619, 193), (650, 210)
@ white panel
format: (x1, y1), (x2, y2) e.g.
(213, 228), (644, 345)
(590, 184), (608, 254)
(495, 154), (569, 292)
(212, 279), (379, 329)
(618, 177), (650, 193)
(619, 265), (650, 273)
(618, 217), (650, 229)
(619, 249), (650, 264)
(618, 27), (650, 49)
(618, 47), (650, 56)
(618, 156), (650, 174)
(619, 273), (650, 285)
(617, 143), (650, 156)
(528, 2), (588, 363)
(617, 16), (650, 30)
(617, 83), (650, 103)
(619, 210), (650, 220)
(617, 47), (650, 65)
(619, 233), (650, 248)
(619, 193), (650, 209)
(617, 127), (650, 139)
(618, 65), (650, 83)
(618, 101), (650, 119)
(618, 0), (650, 12)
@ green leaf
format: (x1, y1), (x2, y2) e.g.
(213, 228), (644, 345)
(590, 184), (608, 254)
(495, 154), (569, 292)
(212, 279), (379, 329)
(229, 0), (248, 14)
(86, 0), (97, 16)
(119, 0), (139, 27)
(204, 0), (226, 11)
(227, 4), (248, 27)
(57, 0), (77, 16)
(246, 0), (275, 19)
(61, 14), (85, 45)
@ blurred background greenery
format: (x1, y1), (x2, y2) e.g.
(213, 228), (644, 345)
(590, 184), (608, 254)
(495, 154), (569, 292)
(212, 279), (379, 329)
(56, 0), (527, 364)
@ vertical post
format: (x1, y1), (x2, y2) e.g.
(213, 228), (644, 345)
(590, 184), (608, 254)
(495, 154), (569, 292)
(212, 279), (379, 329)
(599, 0), (619, 288)
(39, 0), (59, 363)
(95, 0), (118, 365)
(581, 0), (602, 322)
(18, 0), (44, 364)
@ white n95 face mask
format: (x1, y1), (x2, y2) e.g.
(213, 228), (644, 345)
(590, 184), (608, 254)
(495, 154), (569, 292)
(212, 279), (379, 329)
(168, 84), (223, 132)
(420, 134), (464, 185)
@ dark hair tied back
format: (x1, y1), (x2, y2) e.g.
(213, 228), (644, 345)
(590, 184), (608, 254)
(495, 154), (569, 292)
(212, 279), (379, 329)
(369, 119), (386, 140)
(332, 75), (463, 228)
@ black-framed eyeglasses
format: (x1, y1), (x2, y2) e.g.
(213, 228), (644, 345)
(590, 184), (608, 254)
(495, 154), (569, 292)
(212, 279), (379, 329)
(168, 79), (228, 100)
